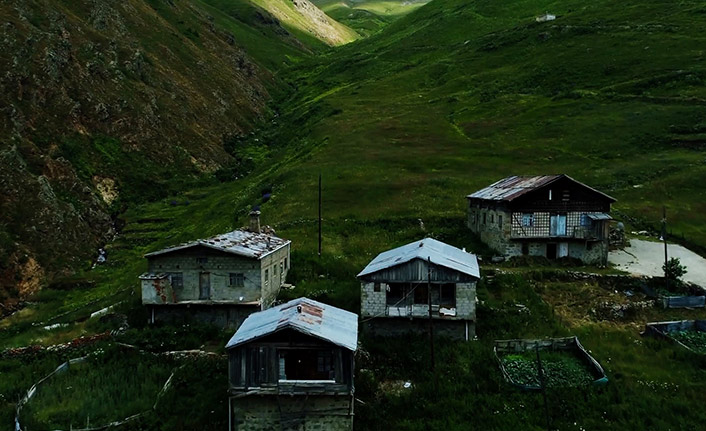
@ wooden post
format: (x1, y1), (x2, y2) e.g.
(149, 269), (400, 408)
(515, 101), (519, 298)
(536, 345), (551, 431)
(318, 173), (322, 257)
(427, 257), (435, 371)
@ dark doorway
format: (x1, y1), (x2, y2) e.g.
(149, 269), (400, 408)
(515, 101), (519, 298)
(199, 272), (211, 299)
(546, 243), (557, 259)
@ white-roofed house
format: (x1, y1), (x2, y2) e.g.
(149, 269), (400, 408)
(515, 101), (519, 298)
(357, 238), (480, 340)
(225, 297), (358, 431)
(467, 174), (616, 265)
(139, 211), (291, 328)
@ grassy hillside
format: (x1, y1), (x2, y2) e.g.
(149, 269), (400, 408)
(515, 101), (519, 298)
(266, 0), (706, 252)
(0, 0), (330, 308)
(313, 0), (430, 36)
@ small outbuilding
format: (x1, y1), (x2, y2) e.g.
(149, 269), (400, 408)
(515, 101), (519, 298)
(358, 238), (480, 340)
(139, 211), (291, 328)
(225, 297), (358, 431)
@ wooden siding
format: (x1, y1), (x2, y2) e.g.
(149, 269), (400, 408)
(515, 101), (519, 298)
(360, 258), (476, 283)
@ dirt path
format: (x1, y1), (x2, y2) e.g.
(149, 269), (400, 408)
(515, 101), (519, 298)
(609, 239), (706, 287)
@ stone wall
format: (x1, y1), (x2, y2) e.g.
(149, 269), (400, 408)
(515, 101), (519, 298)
(455, 282), (476, 319)
(142, 244), (290, 308)
(149, 303), (256, 328)
(231, 394), (353, 431)
(362, 318), (474, 340)
(360, 282), (386, 317)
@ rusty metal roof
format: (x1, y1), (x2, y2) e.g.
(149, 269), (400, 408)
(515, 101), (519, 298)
(144, 229), (290, 260)
(357, 238), (480, 279)
(467, 174), (615, 202)
(225, 298), (358, 351)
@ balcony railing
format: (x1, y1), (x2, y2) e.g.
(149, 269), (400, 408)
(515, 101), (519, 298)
(386, 304), (457, 318)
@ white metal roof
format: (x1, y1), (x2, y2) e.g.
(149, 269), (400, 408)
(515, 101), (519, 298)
(225, 298), (359, 351)
(144, 229), (290, 260)
(357, 238), (480, 279)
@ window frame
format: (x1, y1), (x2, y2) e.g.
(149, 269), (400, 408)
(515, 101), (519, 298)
(229, 273), (245, 288)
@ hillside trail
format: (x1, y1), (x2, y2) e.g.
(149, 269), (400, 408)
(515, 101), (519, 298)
(609, 239), (706, 286)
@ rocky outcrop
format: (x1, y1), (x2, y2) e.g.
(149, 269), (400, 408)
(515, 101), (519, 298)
(0, 0), (298, 304)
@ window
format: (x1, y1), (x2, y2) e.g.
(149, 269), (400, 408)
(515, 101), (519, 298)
(278, 349), (335, 381)
(562, 190), (570, 202)
(229, 273), (244, 287)
(490, 214), (495, 223)
(167, 272), (183, 289)
(581, 214), (591, 227)
(522, 213), (534, 227)
(498, 215), (503, 227)
(414, 285), (428, 304)
(374, 282), (381, 292)
(549, 189), (553, 200)
(274, 264), (278, 276)
(439, 284), (455, 307)
(265, 269), (269, 284)
(386, 283), (404, 306)
(280, 261), (284, 274)
(284, 258), (288, 270)
(196, 257), (208, 264)
(483, 213), (487, 224)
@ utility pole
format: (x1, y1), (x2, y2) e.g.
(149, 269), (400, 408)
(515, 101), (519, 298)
(662, 206), (668, 291)
(318, 173), (322, 257)
(427, 256), (435, 371)
(536, 345), (551, 431)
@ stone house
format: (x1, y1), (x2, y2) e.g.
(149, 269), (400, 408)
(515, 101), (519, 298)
(139, 211), (291, 328)
(467, 175), (616, 265)
(357, 238), (480, 340)
(225, 297), (358, 431)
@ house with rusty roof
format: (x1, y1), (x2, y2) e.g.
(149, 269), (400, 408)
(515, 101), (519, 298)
(467, 175), (616, 265)
(139, 211), (290, 328)
(357, 238), (480, 340)
(226, 297), (358, 431)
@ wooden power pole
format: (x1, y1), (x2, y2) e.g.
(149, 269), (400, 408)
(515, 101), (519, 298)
(318, 173), (322, 257)
(427, 256), (435, 371)
(662, 206), (668, 291)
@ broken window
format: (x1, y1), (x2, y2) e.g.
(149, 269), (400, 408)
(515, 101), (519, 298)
(386, 283), (404, 306)
(229, 273), (244, 287)
(167, 272), (183, 289)
(278, 349), (335, 381)
(439, 284), (455, 307)
(373, 282), (381, 292)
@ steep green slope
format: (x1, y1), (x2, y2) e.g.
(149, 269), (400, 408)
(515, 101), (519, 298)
(263, 0), (706, 252)
(0, 0), (318, 309)
(313, 0), (430, 36)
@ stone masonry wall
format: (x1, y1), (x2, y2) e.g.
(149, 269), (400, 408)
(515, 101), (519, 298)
(361, 282), (386, 317)
(455, 282), (476, 319)
(231, 394), (352, 431)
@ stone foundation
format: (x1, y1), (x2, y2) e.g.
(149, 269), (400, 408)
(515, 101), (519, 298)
(362, 318), (474, 341)
(230, 394), (353, 431)
(148, 303), (257, 329)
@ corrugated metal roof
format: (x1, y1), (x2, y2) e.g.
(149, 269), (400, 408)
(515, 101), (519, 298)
(587, 213), (613, 221)
(467, 174), (616, 202)
(144, 229), (290, 260)
(357, 238), (480, 279)
(225, 298), (358, 351)
(467, 175), (563, 201)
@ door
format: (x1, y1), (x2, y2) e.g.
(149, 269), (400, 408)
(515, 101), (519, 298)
(550, 214), (567, 236)
(558, 242), (569, 258)
(199, 272), (210, 300)
(546, 243), (557, 259)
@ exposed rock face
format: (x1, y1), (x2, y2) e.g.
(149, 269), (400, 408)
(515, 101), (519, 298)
(0, 0), (284, 304)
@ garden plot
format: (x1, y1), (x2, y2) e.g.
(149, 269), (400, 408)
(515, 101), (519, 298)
(494, 337), (608, 391)
(644, 320), (706, 354)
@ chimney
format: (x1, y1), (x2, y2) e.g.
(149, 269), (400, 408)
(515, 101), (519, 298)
(249, 210), (261, 233)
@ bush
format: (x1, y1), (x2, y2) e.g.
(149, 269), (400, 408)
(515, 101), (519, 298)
(663, 257), (687, 282)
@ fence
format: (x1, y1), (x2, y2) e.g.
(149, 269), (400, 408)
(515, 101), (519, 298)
(493, 336), (608, 391)
(643, 320), (706, 353)
(14, 344), (218, 431)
